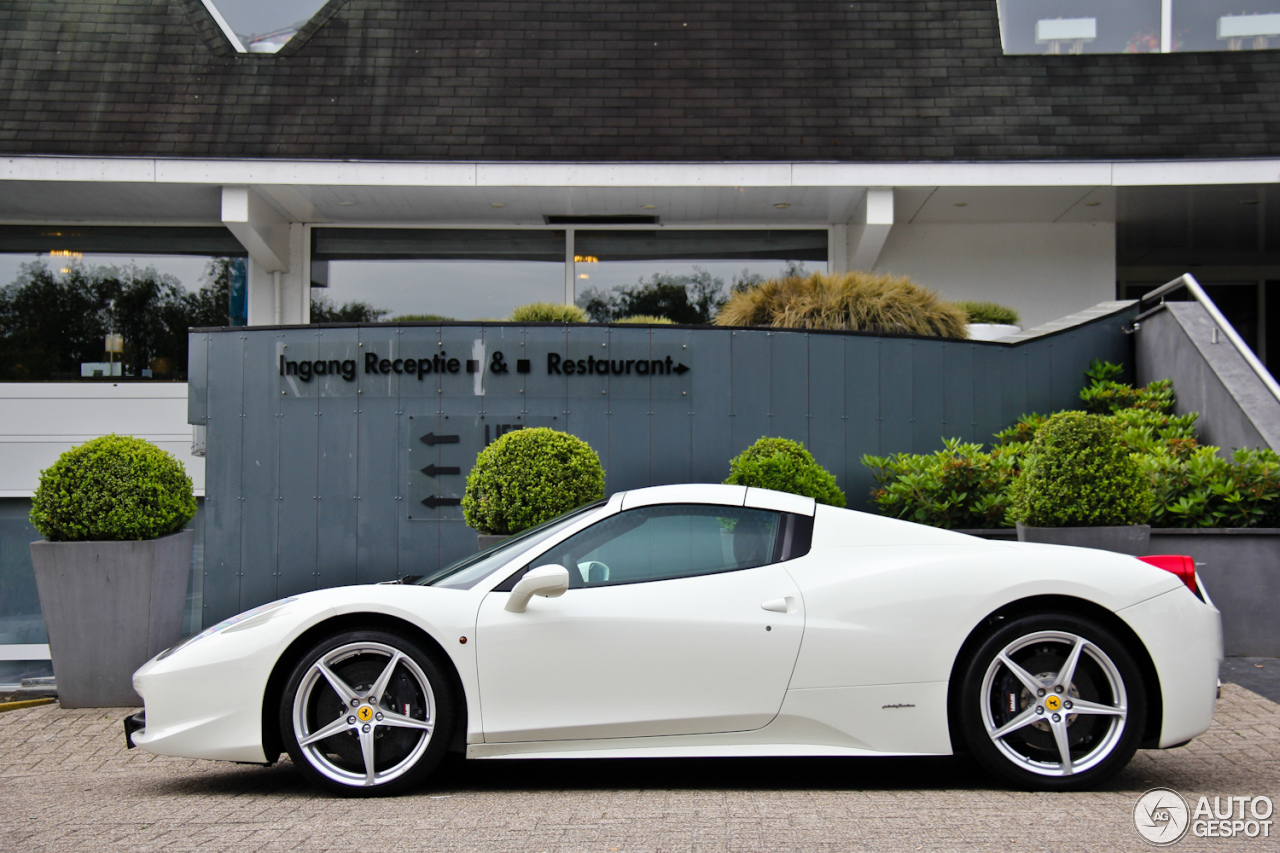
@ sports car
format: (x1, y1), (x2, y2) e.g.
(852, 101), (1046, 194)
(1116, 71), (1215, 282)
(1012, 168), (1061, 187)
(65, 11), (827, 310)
(126, 484), (1222, 796)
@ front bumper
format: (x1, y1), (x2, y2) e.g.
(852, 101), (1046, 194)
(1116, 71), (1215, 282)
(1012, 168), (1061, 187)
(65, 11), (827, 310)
(123, 711), (146, 749)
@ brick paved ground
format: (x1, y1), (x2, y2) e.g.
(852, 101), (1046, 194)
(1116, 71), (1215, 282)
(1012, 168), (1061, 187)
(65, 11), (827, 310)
(1, 685), (1277, 852)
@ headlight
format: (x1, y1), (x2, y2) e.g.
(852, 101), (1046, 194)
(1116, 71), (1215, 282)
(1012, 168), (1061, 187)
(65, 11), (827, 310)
(156, 597), (298, 660)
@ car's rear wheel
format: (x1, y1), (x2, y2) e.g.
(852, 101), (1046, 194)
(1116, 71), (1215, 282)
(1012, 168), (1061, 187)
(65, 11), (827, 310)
(280, 630), (454, 796)
(958, 613), (1146, 791)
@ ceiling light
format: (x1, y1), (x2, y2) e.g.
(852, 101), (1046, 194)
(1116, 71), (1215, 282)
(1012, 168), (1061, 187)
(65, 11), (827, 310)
(1085, 201), (1101, 207)
(773, 203), (791, 209)
(578, 274), (590, 280)
(641, 204), (657, 210)
(338, 200), (356, 207)
(490, 202), (506, 208)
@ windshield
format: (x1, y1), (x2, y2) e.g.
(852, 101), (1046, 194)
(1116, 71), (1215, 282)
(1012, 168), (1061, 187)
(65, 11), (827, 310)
(417, 501), (608, 589)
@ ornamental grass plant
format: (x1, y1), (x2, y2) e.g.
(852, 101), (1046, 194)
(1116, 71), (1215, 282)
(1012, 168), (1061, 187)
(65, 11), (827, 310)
(508, 302), (589, 323)
(462, 428), (605, 535)
(30, 434), (196, 541)
(714, 271), (969, 338)
(955, 300), (1020, 326)
(614, 315), (676, 324)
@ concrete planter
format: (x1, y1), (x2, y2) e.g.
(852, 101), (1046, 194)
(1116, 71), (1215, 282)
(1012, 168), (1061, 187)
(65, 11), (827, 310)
(477, 533), (510, 550)
(966, 323), (1021, 341)
(30, 529), (194, 708)
(1015, 522), (1151, 556)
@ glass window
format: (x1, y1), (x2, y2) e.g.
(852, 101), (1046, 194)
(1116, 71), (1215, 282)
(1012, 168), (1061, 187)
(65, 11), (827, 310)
(997, 0), (1280, 54)
(531, 504), (782, 588)
(421, 501), (608, 590)
(0, 227), (245, 381)
(997, 1), (1161, 54)
(311, 229), (566, 321)
(206, 0), (328, 53)
(1174, 2), (1280, 53)
(573, 230), (828, 323)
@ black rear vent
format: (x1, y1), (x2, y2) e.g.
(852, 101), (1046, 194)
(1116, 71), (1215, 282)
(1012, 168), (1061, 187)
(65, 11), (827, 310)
(545, 215), (659, 225)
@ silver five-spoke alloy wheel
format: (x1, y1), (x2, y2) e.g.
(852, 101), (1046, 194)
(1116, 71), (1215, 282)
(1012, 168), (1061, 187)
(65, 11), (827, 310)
(960, 614), (1146, 791)
(281, 631), (454, 796)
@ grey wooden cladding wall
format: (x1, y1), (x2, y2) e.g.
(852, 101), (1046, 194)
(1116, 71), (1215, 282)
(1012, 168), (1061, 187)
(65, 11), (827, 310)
(189, 308), (1137, 625)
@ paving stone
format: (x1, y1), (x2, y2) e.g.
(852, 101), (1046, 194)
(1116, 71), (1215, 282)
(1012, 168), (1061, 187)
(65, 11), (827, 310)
(1, 685), (1277, 851)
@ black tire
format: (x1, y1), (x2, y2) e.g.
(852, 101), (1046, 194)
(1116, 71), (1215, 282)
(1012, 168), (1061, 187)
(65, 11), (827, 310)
(958, 612), (1147, 791)
(279, 629), (455, 796)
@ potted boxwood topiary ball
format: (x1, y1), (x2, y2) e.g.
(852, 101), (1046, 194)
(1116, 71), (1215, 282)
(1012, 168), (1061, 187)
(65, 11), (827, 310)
(462, 428), (605, 542)
(1009, 411), (1153, 554)
(724, 437), (847, 507)
(29, 434), (197, 708)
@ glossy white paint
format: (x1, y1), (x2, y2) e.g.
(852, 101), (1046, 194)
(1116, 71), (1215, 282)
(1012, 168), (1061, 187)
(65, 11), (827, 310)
(475, 564), (804, 742)
(503, 564), (569, 612)
(744, 487), (815, 516)
(129, 486), (1221, 782)
(620, 483), (746, 509)
(131, 585), (481, 762)
(1117, 583), (1224, 747)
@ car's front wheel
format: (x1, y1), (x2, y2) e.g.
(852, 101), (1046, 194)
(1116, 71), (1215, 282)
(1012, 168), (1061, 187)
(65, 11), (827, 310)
(958, 613), (1147, 791)
(280, 630), (454, 796)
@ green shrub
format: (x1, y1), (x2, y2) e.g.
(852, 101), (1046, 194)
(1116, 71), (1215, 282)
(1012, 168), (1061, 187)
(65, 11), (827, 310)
(725, 437), (846, 507)
(614, 315), (676, 325)
(866, 360), (1275, 530)
(1008, 412), (1152, 527)
(462, 428), (605, 535)
(30, 435), (196, 541)
(955, 300), (1020, 326)
(863, 439), (1020, 529)
(1139, 446), (1280, 528)
(714, 271), (969, 338)
(389, 313), (455, 323)
(994, 412), (1051, 447)
(508, 302), (589, 323)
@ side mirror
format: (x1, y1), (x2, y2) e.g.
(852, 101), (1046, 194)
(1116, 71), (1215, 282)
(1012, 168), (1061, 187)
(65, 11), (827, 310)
(504, 565), (570, 613)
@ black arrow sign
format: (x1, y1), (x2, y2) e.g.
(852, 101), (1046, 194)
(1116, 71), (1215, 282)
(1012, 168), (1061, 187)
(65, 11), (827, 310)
(673, 362), (690, 375)
(420, 496), (463, 508)
(418, 432), (460, 446)
(420, 464), (461, 477)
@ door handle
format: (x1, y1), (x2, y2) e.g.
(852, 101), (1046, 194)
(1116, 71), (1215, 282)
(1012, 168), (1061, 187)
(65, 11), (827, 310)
(761, 598), (789, 613)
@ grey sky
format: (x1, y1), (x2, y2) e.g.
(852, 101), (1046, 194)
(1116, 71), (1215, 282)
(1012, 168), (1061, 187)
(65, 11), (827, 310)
(210, 0), (328, 37)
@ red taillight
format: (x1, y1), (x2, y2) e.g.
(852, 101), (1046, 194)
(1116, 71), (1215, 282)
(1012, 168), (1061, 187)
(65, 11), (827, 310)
(1138, 554), (1198, 595)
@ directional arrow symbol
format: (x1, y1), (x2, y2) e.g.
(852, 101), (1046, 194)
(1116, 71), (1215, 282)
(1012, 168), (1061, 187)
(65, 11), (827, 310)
(673, 362), (690, 375)
(419, 432), (460, 446)
(420, 464), (461, 477)
(420, 496), (463, 508)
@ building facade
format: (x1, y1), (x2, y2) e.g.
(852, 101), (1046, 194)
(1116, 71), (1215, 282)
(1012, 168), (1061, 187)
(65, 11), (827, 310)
(4, 0), (1280, 675)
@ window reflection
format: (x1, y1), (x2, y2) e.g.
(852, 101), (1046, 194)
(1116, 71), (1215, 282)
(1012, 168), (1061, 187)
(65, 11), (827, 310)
(1175, 3), (1280, 52)
(312, 229), (566, 321)
(573, 230), (827, 324)
(998, 0), (1280, 54)
(998, 1), (1161, 54)
(0, 249), (241, 381)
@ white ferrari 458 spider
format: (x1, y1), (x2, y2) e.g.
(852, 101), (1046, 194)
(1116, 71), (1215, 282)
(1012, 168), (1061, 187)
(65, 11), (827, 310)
(126, 484), (1222, 796)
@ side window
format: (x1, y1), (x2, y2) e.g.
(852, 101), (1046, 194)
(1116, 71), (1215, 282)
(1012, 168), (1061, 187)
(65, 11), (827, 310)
(534, 504), (783, 588)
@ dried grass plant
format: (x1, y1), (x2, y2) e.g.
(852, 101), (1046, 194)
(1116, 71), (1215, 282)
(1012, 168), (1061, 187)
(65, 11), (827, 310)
(714, 271), (969, 338)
